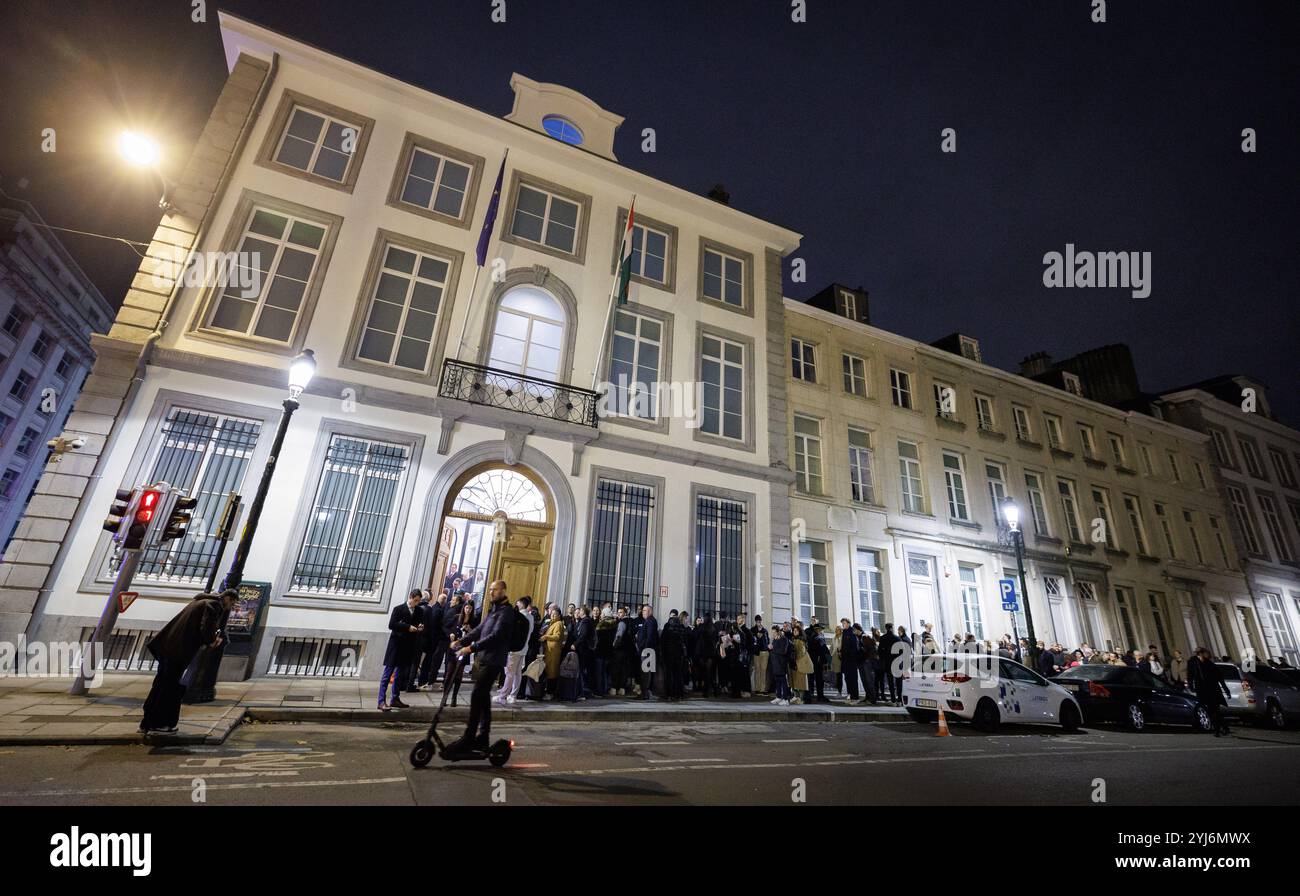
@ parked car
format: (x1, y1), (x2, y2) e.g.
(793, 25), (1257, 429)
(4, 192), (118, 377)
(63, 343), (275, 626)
(1218, 662), (1300, 729)
(902, 653), (1082, 732)
(1053, 664), (1211, 731)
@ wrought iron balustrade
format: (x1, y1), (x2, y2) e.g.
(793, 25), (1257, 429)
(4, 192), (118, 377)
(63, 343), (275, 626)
(438, 358), (600, 428)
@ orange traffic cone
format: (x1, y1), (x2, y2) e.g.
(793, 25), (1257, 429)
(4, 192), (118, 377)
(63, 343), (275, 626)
(935, 707), (951, 736)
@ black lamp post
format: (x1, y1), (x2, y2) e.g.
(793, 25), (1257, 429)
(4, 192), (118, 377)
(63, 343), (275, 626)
(1001, 496), (1039, 668)
(184, 349), (316, 702)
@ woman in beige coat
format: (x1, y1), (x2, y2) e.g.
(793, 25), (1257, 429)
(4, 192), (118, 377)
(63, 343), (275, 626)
(790, 621), (812, 703)
(541, 607), (566, 696)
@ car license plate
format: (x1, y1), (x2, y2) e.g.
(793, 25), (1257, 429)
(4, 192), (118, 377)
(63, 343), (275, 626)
(914, 698), (938, 709)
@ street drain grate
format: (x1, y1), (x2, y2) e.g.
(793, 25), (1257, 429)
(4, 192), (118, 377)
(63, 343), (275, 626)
(282, 695), (321, 702)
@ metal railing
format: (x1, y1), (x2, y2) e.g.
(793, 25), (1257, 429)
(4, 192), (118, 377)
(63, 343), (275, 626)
(438, 358), (600, 428)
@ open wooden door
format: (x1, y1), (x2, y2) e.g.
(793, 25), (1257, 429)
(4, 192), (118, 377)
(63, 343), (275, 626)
(430, 524), (456, 595)
(488, 517), (553, 605)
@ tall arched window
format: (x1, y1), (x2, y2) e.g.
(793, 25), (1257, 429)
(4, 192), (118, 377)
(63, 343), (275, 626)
(488, 286), (566, 383)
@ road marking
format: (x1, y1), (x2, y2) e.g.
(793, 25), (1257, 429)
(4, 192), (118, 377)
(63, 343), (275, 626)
(647, 757), (725, 763)
(515, 741), (1300, 778)
(616, 741), (692, 746)
(809, 753), (857, 759)
(761, 738), (827, 744)
(0, 776), (409, 798)
(151, 771), (300, 780)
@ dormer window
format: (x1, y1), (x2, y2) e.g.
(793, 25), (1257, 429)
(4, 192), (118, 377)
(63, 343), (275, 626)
(837, 290), (856, 320)
(542, 115), (584, 146)
(1062, 371), (1083, 396)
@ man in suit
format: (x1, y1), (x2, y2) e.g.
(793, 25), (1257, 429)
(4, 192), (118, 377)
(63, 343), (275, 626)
(140, 589), (239, 734)
(1188, 646), (1233, 736)
(416, 591), (447, 689)
(379, 590), (422, 711)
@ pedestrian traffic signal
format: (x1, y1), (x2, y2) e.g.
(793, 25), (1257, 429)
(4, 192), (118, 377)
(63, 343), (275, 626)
(160, 494), (199, 542)
(102, 488), (135, 538)
(122, 488), (161, 550)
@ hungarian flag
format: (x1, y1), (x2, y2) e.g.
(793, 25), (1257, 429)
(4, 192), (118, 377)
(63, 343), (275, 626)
(612, 198), (636, 305)
(475, 150), (508, 267)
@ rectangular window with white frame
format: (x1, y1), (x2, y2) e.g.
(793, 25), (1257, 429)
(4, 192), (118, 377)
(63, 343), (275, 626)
(797, 540), (830, 622)
(847, 426), (875, 504)
(975, 394), (996, 431)
(985, 460), (1009, 520)
(1123, 494), (1150, 555)
(1225, 485), (1264, 555)
(260, 91), (373, 190)
(1154, 502), (1179, 558)
(629, 220), (671, 286)
(388, 133), (483, 227)
(1078, 425), (1098, 459)
(1012, 405), (1032, 441)
(1056, 477), (1084, 542)
(201, 196), (341, 350)
(837, 289), (857, 320)
(510, 181), (583, 256)
(1045, 414), (1065, 450)
(1238, 437), (1267, 479)
(1139, 444), (1156, 476)
(1257, 492), (1295, 562)
(1209, 429), (1235, 467)
(699, 332), (746, 443)
(933, 382), (957, 419)
(1210, 516), (1232, 567)
(1091, 486), (1118, 548)
(942, 452), (970, 522)
(1194, 461), (1208, 489)
(1182, 509), (1207, 564)
(958, 564), (985, 640)
(351, 238), (457, 376)
(889, 368), (914, 410)
(793, 414), (824, 495)
(1108, 433), (1128, 467)
(1024, 472), (1052, 537)
(854, 547), (885, 631)
(791, 337), (817, 383)
(842, 353), (867, 396)
(1268, 447), (1297, 489)
(700, 243), (747, 309)
(607, 308), (665, 422)
(1167, 451), (1182, 482)
(897, 439), (925, 514)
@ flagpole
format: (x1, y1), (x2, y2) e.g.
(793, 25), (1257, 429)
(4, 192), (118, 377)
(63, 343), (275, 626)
(455, 148), (508, 363)
(591, 195), (636, 393)
(454, 266), (482, 361)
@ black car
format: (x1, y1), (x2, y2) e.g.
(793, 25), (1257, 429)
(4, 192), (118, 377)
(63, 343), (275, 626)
(1053, 664), (1212, 732)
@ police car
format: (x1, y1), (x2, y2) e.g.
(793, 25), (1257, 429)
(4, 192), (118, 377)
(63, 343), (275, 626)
(901, 653), (1083, 732)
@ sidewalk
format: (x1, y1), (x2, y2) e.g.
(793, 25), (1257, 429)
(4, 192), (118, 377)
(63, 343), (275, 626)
(0, 674), (908, 745)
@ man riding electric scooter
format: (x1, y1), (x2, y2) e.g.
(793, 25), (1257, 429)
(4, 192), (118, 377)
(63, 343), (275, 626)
(444, 579), (511, 757)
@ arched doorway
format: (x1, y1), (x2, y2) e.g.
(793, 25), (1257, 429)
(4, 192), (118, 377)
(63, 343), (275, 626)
(430, 462), (555, 608)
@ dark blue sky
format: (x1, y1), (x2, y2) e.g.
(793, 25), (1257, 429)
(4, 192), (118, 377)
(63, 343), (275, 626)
(2, 0), (1296, 420)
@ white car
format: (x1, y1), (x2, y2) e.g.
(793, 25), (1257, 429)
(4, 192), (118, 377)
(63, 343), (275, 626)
(901, 653), (1082, 732)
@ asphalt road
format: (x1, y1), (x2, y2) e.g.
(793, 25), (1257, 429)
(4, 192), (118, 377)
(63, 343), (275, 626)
(2, 718), (1298, 806)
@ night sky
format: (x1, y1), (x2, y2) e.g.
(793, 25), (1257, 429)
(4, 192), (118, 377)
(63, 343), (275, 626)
(1, 1), (1296, 421)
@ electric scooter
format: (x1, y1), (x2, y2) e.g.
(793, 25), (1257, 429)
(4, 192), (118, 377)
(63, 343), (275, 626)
(409, 653), (512, 768)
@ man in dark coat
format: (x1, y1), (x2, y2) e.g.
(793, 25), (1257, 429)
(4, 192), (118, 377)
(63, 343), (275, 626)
(878, 623), (901, 704)
(838, 619), (862, 702)
(416, 591), (447, 689)
(661, 611), (688, 701)
(448, 580), (513, 751)
(635, 604), (659, 699)
(856, 624), (879, 704)
(767, 626), (793, 704)
(379, 590), (422, 711)
(806, 623), (830, 703)
(140, 589), (238, 734)
(572, 607), (596, 698)
(694, 615), (718, 697)
(1188, 647), (1233, 736)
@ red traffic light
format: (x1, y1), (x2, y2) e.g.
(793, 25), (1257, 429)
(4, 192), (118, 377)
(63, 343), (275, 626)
(136, 490), (161, 523)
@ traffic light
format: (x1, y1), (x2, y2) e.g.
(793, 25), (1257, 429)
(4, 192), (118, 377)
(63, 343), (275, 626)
(122, 488), (161, 550)
(160, 494), (199, 543)
(102, 488), (135, 538)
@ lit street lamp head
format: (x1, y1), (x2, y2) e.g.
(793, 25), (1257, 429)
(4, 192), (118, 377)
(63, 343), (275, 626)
(1000, 495), (1020, 532)
(287, 349), (316, 399)
(117, 131), (160, 168)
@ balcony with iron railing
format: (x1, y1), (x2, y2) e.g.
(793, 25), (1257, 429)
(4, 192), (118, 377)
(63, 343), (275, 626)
(438, 358), (600, 428)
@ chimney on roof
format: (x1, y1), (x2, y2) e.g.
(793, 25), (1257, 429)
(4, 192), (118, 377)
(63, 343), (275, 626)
(706, 184), (730, 205)
(1019, 351), (1053, 377)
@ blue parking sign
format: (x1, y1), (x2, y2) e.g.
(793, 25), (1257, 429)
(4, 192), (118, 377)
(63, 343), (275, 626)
(999, 578), (1019, 612)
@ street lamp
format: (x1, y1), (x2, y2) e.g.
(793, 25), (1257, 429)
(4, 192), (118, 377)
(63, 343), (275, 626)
(1001, 496), (1039, 668)
(116, 130), (174, 212)
(185, 350), (315, 702)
